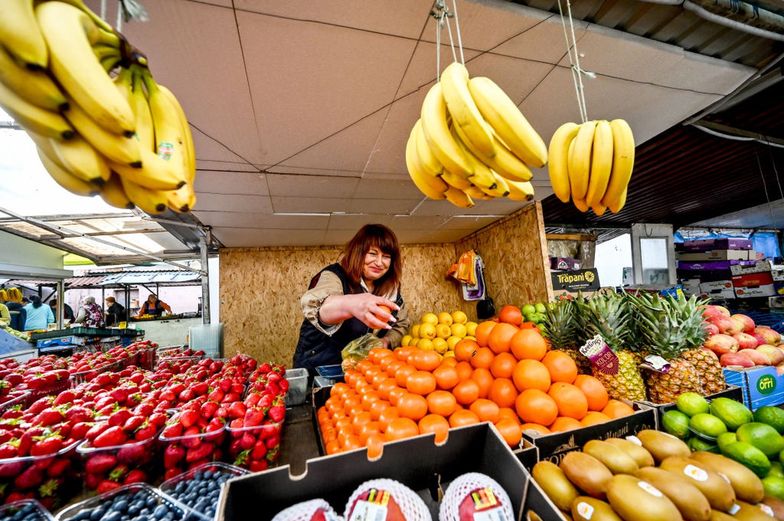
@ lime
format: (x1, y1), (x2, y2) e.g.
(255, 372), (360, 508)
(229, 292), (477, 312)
(690, 413), (728, 439)
(688, 437), (719, 453)
(737, 422), (784, 458)
(763, 476), (784, 501)
(662, 410), (691, 439)
(522, 304), (536, 315)
(535, 303), (547, 314)
(722, 441), (772, 477)
(769, 461), (784, 478)
(676, 392), (710, 417)
(717, 432), (738, 452)
(754, 406), (784, 434)
(710, 397), (753, 430)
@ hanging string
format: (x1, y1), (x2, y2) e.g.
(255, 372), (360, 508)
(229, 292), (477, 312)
(100, 0), (107, 20)
(451, 0), (465, 65)
(556, 0), (589, 122)
(435, 10), (441, 81)
(756, 151), (776, 223)
(116, 1), (124, 32)
(443, 9), (459, 63)
(767, 139), (784, 200)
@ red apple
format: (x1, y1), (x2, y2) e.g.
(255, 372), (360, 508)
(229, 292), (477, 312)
(702, 305), (731, 320)
(720, 351), (755, 368)
(704, 323), (720, 336)
(731, 314), (756, 333)
(711, 316), (738, 335)
(704, 334), (739, 355)
(740, 349), (770, 365)
(755, 326), (782, 346)
(757, 345), (784, 366)
(733, 332), (759, 350)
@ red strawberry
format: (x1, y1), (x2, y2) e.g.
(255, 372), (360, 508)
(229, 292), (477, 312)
(117, 444), (147, 465)
(134, 423), (157, 441)
(35, 408), (64, 427)
(97, 480), (121, 493)
(228, 402), (246, 419)
(85, 423), (108, 441)
(192, 382), (209, 396)
(124, 469), (147, 484)
(108, 409), (132, 428)
(148, 413), (167, 428)
(185, 443), (213, 463)
(46, 458), (71, 478)
(14, 465), (44, 490)
(53, 390), (76, 406)
(239, 432), (255, 451)
(123, 415), (145, 433)
(179, 410), (199, 429)
(93, 426), (127, 448)
(164, 444), (185, 468)
(243, 409), (265, 428)
(251, 441), (267, 460)
(0, 442), (18, 459)
(71, 421), (94, 441)
(249, 459), (268, 472)
(200, 401), (219, 420)
(30, 435), (64, 456)
(268, 405), (285, 424)
(161, 423), (183, 439)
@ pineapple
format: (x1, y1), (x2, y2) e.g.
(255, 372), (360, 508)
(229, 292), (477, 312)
(575, 293), (647, 401)
(681, 347), (725, 395)
(541, 299), (592, 374)
(629, 293), (710, 404)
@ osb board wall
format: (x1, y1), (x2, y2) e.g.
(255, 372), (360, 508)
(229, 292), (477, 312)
(219, 244), (470, 365)
(457, 202), (553, 307)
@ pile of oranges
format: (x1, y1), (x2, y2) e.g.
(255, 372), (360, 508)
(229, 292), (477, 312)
(316, 312), (636, 456)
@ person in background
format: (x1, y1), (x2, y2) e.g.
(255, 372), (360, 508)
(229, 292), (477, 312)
(105, 296), (127, 326)
(137, 294), (172, 318)
(3, 294), (26, 332)
(293, 224), (410, 371)
(49, 298), (75, 322)
(23, 295), (54, 331)
(0, 302), (9, 326)
(74, 296), (105, 328)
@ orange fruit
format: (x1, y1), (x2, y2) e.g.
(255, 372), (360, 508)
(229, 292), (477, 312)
(385, 359), (404, 377)
(410, 349), (442, 372)
(331, 383), (350, 398)
(356, 421), (381, 442)
(455, 361), (473, 382)
(351, 411), (373, 429)
(449, 409), (480, 428)
(470, 347), (495, 370)
(406, 371), (437, 395)
(549, 416), (582, 432)
(498, 407), (520, 425)
(470, 399), (500, 423)
(602, 399), (635, 418)
(368, 347), (393, 364)
(510, 329), (548, 361)
(385, 417), (419, 441)
(441, 357), (458, 368)
(395, 364), (417, 387)
(512, 359), (551, 392)
(394, 346), (416, 362)
(356, 360), (373, 375)
(471, 368), (494, 399)
(580, 411), (610, 426)
(368, 400), (391, 421)
(377, 407), (399, 431)
(396, 393), (428, 421)
(488, 378), (517, 409)
(573, 375), (609, 411)
(325, 439), (340, 454)
(548, 382), (588, 420)
(388, 387), (406, 407)
(360, 391), (381, 409)
(376, 378), (398, 400)
(426, 390), (457, 417)
(366, 433), (384, 459)
(515, 389), (558, 426)
(520, 423), (551, 435)
(474, 321), (497, 347)
(542, 351), (578, 384)
(494, 418), (522, 447)
(378, 355), (396, 371)
(498, 305), (523, 326)
(487, 323), (518, 354)
(454, 339), (479, 362)
(453, 379), (480, 405)
(433, 365), (459, 390)
(490, 352), (517, 379)
(418, 414), (450, 443)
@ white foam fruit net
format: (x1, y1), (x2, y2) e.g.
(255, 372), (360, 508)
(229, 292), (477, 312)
(344, 478), (432, 521)
(272, 499), (343, 521)
(439, 473), (514, 521)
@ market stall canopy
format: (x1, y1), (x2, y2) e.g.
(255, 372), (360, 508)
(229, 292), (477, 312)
(4, 269), (202, 290)
(98, 0), (774, 247)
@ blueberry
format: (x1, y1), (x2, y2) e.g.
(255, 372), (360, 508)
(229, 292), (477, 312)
(100, 511), (122, 521)
(138, 508), (149, 516)
(90, 508), (104, 521)
(153, 504), (169, 519)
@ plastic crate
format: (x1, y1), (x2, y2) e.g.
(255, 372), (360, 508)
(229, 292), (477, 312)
(76, 430), (162, 493)
(284, 368), (308, 406)
(0, 391), (31, 413)
(225, 421), (283, 471)
(54, 482), (192, 521)
(0, 499), (54, 520)
(159, 462), (248, 521)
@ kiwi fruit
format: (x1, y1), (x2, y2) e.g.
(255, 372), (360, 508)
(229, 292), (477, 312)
(635, 466), (711, 521)
(710, 510), (736, 521)
(532, 461), (579, 511)
(734, 500), (777, 520)
(604, 437), (655, 467)
(560, 452), (613, 499)
(606, 474), (683, 521)
(571, 496), (622, 521)
(659, 456), (736, 512)
(636, 430), (691, 463)
(583, 440), (639, 475)
(761, 496), (784, 520)
(690, 451), (765, 504)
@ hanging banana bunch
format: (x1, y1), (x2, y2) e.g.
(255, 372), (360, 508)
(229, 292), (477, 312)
(0, 0), (196, 215)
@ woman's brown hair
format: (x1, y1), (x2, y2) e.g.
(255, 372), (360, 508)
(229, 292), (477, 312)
(340, 224), (402, 296)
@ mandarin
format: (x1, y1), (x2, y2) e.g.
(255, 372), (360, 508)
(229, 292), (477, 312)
(510, 329), (548, 361)
(515, 389), (558, 426)
(512, 359), (551, 392)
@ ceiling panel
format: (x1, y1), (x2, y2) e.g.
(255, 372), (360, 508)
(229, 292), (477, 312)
(347, 198), (421, 214)
(353, 178), (425, 199)
(266, 174), (358, 199)
(213, 228), (326, 247)
(398, 42), (482, 96)
(192, 212), (329, 230)
(463, 53), (556, 107)
(692, 199), (784, 229)
(194, 194), (272, 213)
(440, 215), (504, 230)
(414, 198), (524, 217)
(194, 171), (268, 195)
(196, 160), (260, 173)
(271, 197), (351, 213)
(492, 11), (585, 65)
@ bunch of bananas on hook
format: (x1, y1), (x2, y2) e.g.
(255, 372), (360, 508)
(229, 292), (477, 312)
(406, 61), (546, 208)
(0, 0), (196, 215)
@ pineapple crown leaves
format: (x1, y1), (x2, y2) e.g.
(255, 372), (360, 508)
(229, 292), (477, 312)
(574, 292), (633, 352)
(541, 299), (577, 349)
(627, 292), (708, 359)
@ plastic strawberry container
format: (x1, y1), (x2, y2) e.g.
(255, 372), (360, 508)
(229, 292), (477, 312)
(159, 461), (248, 521)
(0, 391), (31, 413)
(69, 359), (124, 386)
(0, 499), (55, 520)
(0, 439), (80, 510)
(225, 420), (283, 471)
(159, 421), (227, 479)
(76, 430), (162, 494)
(54, 482), (194, 521)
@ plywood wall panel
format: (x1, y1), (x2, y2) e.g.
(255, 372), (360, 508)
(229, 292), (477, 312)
(219, 244), (469, 365)
(457, 202), (552, 307)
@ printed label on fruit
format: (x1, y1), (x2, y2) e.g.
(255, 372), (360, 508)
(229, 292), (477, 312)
(157, 141), (175, 161)
(760, 504), (775, 517)
(472, 508), (508, 521)
(322, 510), (342, 521)
(470, 487), (500, 511)
(641, 355), (670, 373)
(348, 500), (387, 521)
(576, 502), (594, 519)
(728, 504), (741, 515)
(580, 335), (618, 375)
(683, 464), (708, 482)
(626, 435), (643, 446)
(638, 481), (663, 498)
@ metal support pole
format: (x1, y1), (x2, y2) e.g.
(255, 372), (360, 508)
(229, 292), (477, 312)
(56, 281), (64, 329)
(200, 236), (210, 325)
(124, 285), (131, 320)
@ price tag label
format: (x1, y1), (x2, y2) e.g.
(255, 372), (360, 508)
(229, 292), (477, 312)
(580, 335), (619, 375)
(576, 502), (595, 519)
(641, 355), (670, 373)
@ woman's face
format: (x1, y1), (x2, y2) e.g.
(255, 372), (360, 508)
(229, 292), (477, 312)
(363, 246), (391, 281)
(148, 295), (157, 303)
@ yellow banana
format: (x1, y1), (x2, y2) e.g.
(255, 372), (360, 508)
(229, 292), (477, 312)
(441, 169), (471, 190)
(440, 62), (494, 158)
(506, 179), (535, 202)
(0, 45), (67, 112)
(28, 130), (110, 184)
(36, 1), (135, 135)
(128, 68), (155, 152)
(454, 121), (533, 182)
(592, 203), (607, 216)
(111, 148), (187, 191)
(119, 176), (168, 215)
(568, 120), (597, 201)
(450, 124), (496, 190)
(480, 171), (510, 198)
(64, 98), (141, 166)
(405, 128), (447, 200)
(547, 122), (579, 203)
(464, 185), (493, 200)
(585, 120), (613, 207)
(93, 45), (120, 63)
(36, 146), (99, 197)
(601, 119), (635, 210)
(0, 0), (48, 69)
(445, 187), (475, 208)
(142, 72), (189, 186)
(412, 119), (442, 177)
(56, 0), (116, 34)
(167, 184), (197, 213)
(0, 80), (74, 140)
(469, 76), (548, 168)
(608, 187), (627, 214)
(573, 197), (589, 213)
(100, 174), (134, 209)
(420, 82), (473, 178)
(157, 83), (196, 182)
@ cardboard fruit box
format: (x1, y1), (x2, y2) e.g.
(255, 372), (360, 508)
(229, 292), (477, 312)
(215, 423), (563, 521)
(723, 366), (784, 411)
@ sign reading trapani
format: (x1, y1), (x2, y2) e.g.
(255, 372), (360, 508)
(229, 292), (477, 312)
(552, 268), (600, 292)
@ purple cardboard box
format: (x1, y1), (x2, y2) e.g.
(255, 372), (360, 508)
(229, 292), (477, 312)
(678, 260), (756, 271)
(676, 238), (753, 252)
